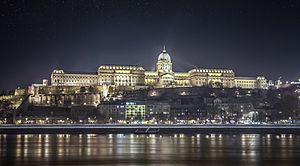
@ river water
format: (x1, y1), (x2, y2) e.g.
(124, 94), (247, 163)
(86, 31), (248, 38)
(0, 134), (299, 166)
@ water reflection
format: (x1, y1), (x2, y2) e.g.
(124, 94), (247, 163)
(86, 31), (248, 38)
(0, 134), (299, 166)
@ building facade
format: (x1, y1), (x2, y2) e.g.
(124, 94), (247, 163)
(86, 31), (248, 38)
(189, 68), (235, 88)
(49, 47), (268, 89)
(97, 65), (145, 87)
(98, 100), (170, 124)
(51, 70), (98, 87)
(235, 76), (268, 89)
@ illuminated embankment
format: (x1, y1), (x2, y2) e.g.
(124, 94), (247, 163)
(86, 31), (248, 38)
(0, 124), (299, 134)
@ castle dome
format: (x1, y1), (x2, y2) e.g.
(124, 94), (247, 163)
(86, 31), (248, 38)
(158, 46), (171, 62)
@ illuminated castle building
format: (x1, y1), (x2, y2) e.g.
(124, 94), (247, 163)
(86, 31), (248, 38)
(49, 46), (268, 89)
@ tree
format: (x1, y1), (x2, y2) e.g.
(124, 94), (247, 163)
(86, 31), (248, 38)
(280, 95), (299, 121)
(38, 88), (45, 94)
(80, 87), (86, 93)
(0, 90), (7, 96)
(266, 89), (281, 105)
(88, 86), (95, 93)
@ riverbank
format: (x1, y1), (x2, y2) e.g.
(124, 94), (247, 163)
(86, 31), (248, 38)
(1, 124), (300, 134)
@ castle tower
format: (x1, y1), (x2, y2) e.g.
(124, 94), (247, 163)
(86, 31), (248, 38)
(156, 46), (172, 73)
(156, 46), (174, 87)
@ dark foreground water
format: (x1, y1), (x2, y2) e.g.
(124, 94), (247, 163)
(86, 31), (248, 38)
(0, 134), (299, 166)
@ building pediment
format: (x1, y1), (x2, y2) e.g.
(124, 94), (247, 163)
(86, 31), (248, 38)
(161, 73), (174, 78)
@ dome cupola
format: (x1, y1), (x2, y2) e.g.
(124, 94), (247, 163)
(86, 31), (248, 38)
(158, 46), (171, 62)
(156, 45), (173, 74)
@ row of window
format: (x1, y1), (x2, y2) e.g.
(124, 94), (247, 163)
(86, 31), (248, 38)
(237, 84), (255, 88)
(192, 69), (234, 73)
(52, 75), (97, 79)
(236, 80), (256, 83)
(100, 66), (144, 70)
(53, 79), (97, 83)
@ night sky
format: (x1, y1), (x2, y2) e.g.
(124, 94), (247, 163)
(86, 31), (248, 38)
(1, 0), (300, 90)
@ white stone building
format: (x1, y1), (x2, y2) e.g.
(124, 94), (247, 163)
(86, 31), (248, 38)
(48, 47), (268, 89)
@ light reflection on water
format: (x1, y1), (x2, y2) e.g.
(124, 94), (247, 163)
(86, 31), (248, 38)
(0, 134), (299, 166)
